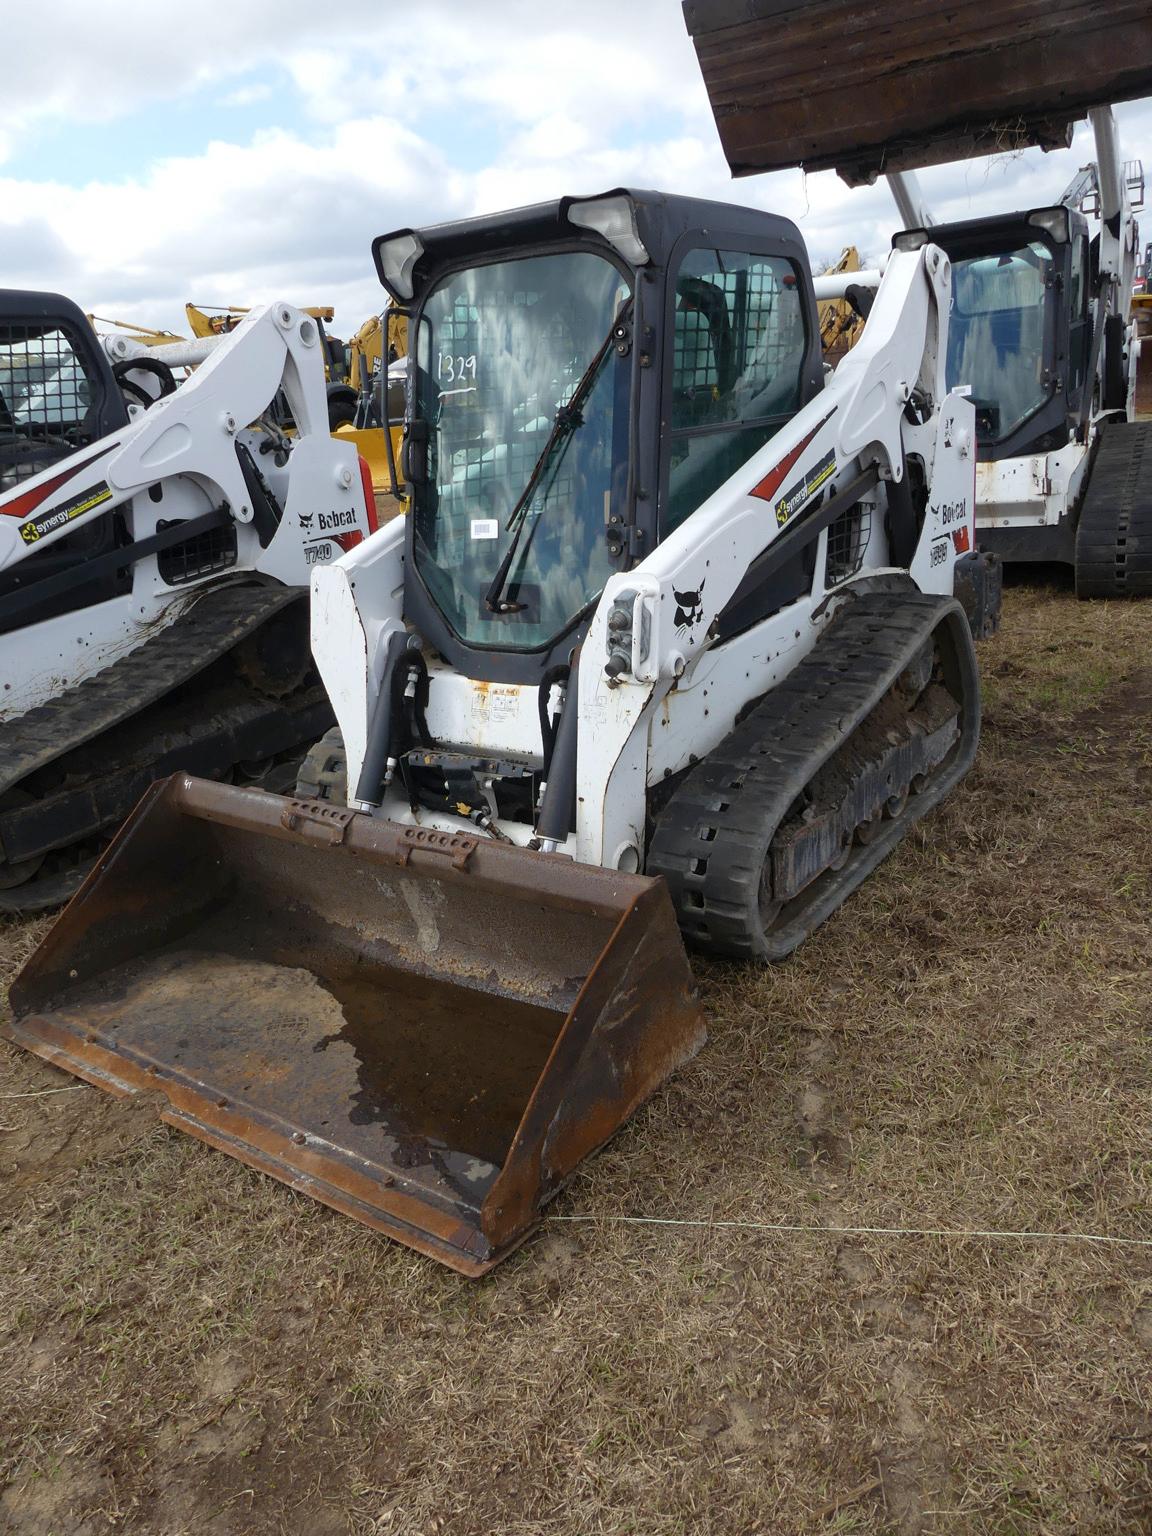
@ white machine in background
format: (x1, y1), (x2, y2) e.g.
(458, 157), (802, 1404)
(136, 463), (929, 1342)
(0, 294), (377, 909)
(886, 108), (1149, 593)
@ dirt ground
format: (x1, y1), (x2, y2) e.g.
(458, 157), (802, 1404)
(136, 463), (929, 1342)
(2, 578), (1151, 1536)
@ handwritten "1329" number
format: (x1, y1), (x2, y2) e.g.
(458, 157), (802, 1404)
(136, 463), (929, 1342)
(437, 353), (477, 384)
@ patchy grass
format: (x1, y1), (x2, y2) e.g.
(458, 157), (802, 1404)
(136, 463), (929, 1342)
(2, 582), (1152, 1536)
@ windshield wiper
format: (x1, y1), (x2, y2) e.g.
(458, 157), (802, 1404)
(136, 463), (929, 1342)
(483, 302), (632, 615)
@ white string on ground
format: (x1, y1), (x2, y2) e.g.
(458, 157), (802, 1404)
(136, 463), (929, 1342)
(550, 1214), (1152, 1250)
(0, 1085), (87, 1099)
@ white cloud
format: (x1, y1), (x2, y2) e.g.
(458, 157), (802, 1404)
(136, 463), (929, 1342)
(0, 115), (466, 332)
(2, 0), (384, 134)
(218, 82), (274, 109)
(3, 1), (705, 143)
(2, 4), (1149, 341)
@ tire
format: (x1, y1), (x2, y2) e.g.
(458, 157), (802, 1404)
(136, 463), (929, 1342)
(326, 387), (358, 433)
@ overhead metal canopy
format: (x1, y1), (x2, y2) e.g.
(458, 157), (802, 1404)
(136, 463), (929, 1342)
(683, 0), (1152, 185)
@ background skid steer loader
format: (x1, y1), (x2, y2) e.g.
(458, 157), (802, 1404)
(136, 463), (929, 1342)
(886, 111), (1151, 595)
(0, 293), (377, 910)
(7, 190), (999, 1274)
(684, 0), (1152, 598)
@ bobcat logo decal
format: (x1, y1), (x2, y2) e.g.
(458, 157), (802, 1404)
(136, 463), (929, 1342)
(673, 579), (705, 632)
(298, 511), (315, 532)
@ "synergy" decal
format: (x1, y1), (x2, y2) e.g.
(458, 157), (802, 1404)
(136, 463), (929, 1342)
(19, 481), (113, 544)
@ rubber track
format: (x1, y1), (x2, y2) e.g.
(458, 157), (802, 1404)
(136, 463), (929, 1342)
(0, 581), (303, 798)
(0, 863), (94, 915)
(1074, 421), (1152, 597)
(647, 591), (980, 962)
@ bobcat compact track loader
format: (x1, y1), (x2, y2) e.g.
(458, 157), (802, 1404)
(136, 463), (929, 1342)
(683, 0), (1152, 599)
(0, 293), (377, 910)
(7, 190), (998, 1274)
(889, 110), (1152, 597)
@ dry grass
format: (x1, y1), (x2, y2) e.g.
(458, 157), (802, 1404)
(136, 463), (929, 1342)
(2, 578), (1152, 1536)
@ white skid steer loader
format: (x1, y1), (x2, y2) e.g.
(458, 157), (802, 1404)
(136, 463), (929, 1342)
(7, 191), (998, 1274)
(888, 108), (1152, 596)
(681, 0), (1152, 600)
(0, 293), (377, 909)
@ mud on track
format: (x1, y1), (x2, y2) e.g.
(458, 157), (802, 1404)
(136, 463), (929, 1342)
(2, 580), (1151, 1536)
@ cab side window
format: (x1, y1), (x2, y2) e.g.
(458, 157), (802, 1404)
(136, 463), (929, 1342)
(1, 323), (101, 489)
(665, 248), (807, 534)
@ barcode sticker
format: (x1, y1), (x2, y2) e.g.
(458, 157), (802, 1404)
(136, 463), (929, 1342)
(470, 518), (499, 540)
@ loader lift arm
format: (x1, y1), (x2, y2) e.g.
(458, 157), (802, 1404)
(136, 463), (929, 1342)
(0, 302), (338, 579)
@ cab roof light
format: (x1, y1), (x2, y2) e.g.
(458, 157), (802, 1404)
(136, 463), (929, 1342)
(377, 232), (425, 302)
(892, 228), (930, 253)
(1028, 207), (1070, 243)
(567, 195), (650, 265)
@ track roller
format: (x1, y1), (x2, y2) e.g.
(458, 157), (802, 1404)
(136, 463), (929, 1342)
(295, 726), (348, 803)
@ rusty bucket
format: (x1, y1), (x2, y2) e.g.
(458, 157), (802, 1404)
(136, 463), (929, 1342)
(5, 776), (704, 1274)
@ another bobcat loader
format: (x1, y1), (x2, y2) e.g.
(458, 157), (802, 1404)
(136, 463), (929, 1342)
(0, 292), (378, 910)
(7, 190), (997, 1273)
(890, 110), (1151, 595)
(684, 0), (1152, 597)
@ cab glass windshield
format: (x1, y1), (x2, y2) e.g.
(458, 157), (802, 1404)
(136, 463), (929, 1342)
(946, 241), (1052, 443)
(413, 250), (631, 650)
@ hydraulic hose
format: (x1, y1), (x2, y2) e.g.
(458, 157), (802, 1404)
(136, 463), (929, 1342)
(352, 630), (412, 809)
(535, 650), (580, 848)
(886, 464), (918, 569)
(112, 355), (178, 407)
(537, 664), (571, 782)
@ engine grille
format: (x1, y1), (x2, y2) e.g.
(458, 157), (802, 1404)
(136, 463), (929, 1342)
(825, 502), (872, 586)
(156, 519), (238, 585)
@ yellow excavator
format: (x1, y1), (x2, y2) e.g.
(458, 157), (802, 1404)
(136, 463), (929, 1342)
(86, 315), (185, 348)
(815, 247), (869, 365)
(332, 308), (408, 520)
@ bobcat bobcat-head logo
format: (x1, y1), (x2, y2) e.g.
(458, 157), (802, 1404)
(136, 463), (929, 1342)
(673, 578), (705, 631)
(298, 512), (315, 532)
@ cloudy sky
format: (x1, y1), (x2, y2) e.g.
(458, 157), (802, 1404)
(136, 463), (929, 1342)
(4, 0), (1150, 338)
